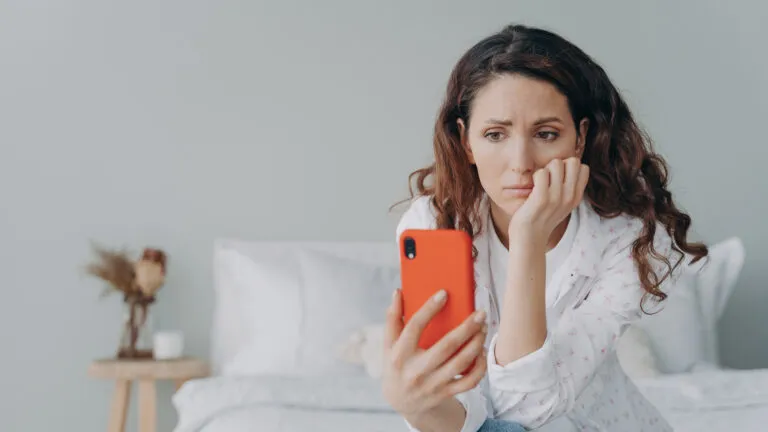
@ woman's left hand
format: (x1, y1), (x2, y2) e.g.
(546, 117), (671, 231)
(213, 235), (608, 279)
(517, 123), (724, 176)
(509, 157), (589, 244)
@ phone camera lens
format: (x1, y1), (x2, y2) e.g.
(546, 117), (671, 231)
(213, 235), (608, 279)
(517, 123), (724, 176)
(404, 237), (416, 260)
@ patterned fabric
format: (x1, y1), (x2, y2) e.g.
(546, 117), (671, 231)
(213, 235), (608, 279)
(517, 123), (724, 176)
(396, 196), (681, 432)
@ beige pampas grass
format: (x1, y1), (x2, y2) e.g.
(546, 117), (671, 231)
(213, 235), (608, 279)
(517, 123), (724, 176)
(85, 242), (137, 298)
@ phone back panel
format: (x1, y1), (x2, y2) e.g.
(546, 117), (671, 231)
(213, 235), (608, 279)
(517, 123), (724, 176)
(399, 228), (475, 350)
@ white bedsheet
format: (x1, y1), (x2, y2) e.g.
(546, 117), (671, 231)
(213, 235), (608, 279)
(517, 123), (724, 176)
(178, 406), (404, 432)
(636, 368), (768, 431)
(172, 374), (401, 432)
(173, 369), (768, 432)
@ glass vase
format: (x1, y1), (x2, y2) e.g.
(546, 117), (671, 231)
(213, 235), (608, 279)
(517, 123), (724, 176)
(117, 297), (154, 359)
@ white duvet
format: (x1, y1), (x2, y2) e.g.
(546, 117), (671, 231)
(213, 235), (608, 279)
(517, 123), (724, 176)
(173, 369), (768, 432)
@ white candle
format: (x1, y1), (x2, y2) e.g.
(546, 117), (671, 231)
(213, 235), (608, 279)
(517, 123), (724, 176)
(153, 331), (184, 359)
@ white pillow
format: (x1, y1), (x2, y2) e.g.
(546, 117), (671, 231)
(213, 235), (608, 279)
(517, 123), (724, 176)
(212, 244), (303, 376)
(292, 249), (397, 376)
(212, 239), (399, 377)
(632, 268), (707, 374)
(631, 237), (745, 373)
(693, 237), (745, 365)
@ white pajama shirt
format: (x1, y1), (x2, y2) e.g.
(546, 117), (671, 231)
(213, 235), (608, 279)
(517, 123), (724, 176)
(396, 196), (678, 432)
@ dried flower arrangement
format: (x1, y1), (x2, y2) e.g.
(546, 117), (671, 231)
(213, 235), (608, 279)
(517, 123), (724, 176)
(85, 243), (168, 359)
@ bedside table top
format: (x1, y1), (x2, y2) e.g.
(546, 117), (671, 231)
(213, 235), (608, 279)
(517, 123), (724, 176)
(88, 357), (210, 380)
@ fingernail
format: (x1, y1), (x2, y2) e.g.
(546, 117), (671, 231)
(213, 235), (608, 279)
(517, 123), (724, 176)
(433, 290), (447, 302)
(392, 289), (400, 300)
(481, 324), (488, 334)
(474, 310), (486, 323)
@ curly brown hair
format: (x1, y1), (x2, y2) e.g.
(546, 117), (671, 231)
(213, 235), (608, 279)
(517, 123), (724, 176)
(398, 24), (708, 306)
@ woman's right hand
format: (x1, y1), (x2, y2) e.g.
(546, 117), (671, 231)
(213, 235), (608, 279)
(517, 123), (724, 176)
(381, 288), (488, 419)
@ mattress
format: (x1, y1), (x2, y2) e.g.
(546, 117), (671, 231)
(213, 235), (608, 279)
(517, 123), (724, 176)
(173, 369), (768, 432)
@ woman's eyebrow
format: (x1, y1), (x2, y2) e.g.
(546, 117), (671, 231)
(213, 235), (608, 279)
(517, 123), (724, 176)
(484, 116), (564, 126)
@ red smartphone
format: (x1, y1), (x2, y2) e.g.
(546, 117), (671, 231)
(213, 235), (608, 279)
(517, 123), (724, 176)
(399, 228), (476, 352)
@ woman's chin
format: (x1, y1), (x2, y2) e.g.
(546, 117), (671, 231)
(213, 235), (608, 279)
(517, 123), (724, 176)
(491, 196), (526, 217)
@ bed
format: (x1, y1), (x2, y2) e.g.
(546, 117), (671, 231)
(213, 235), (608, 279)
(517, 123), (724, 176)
(172, 368), (768, 432)
(171, 236), (762, 432)
(635, 368), (768, 431)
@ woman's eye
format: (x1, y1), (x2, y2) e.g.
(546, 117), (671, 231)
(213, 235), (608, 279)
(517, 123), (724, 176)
(485, 132), (504, 142)
(537, 131), (559, 141)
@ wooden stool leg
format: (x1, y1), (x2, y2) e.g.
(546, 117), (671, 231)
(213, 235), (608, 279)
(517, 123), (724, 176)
(108, 380), (130, 432)
(138, 380), (157, 432)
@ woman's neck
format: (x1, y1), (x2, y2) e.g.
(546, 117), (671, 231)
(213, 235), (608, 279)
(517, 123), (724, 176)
(490, 203), (570, 251)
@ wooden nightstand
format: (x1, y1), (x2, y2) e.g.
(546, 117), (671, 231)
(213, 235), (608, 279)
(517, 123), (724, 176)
(88, 357), (210, 432)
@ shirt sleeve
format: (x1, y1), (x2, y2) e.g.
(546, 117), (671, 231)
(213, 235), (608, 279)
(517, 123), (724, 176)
(486, 221), (680, 429)
(396, 195), (490, 432)
(395, 195), (436, 239)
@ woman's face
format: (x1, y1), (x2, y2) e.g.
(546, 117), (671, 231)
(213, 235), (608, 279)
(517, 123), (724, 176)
(460, 73), (588, 218)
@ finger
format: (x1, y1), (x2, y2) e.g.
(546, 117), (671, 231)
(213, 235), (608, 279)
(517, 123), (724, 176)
(563, 157), (581, 205)
(530, 167), (550, 205)
(428, 329), (487, 387)
(576, 163), (590, 202)
(398, 289), (448, 352)
(441, 346), (488, 396)
(547, 159), (564, 205)
(384, 289), (404, 352)
(421, 309), (487, 372)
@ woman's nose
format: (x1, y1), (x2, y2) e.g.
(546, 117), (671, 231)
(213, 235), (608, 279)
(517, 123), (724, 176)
(504, 137), (535, 174)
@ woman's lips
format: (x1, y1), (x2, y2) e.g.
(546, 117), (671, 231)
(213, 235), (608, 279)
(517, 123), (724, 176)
(501, 186), (533, 198)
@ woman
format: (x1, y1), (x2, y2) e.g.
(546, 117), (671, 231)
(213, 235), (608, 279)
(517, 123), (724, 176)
(381, 24), (707, 432)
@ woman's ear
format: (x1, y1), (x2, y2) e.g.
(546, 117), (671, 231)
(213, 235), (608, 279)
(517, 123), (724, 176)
(576, 118), (589, 156)
(457, 119), (475, 164)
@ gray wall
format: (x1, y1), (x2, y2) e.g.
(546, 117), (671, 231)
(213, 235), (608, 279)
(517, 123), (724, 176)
(1, 1), (765, 430)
